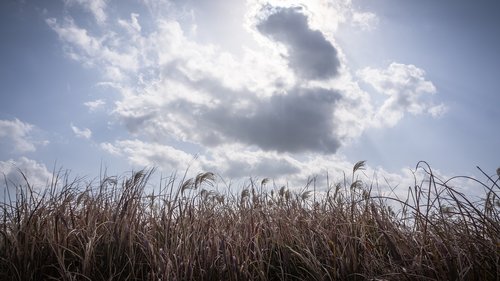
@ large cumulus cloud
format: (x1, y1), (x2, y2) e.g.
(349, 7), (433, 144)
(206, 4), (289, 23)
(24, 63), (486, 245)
(45, 0), (447, 182)
(114, 72), (343, 153)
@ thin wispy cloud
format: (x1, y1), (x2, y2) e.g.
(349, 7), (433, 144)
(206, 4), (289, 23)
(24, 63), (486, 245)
(64, 0), (108, 24)
(351, 11), (379, 31)
(84, 99), (105, 112)
(71, 124), (92, 139)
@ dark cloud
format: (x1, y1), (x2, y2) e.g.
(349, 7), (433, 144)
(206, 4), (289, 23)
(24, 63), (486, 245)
(204, 87), (342, 154)
(257, 7), (340, 80)
(118, 62), (343, 154)
(121, 111), (158, 134)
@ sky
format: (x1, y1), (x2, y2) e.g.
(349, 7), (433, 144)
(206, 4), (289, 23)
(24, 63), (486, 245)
(1, 0), (499, 197)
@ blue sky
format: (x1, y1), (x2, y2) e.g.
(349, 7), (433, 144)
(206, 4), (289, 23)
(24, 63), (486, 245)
(1, 0), (499, 195)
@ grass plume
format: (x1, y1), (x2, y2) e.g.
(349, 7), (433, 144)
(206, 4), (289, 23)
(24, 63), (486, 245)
(0, 161), (498, 280)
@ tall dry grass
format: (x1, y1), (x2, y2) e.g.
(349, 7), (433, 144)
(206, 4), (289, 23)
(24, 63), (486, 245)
(0, 161), (498, 280)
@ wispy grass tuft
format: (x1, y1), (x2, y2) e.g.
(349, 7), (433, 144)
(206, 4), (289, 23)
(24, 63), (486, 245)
(1, 161), (498, 280)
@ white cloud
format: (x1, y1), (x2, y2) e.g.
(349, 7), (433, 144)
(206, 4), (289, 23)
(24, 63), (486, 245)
(140, 0), (174, 19)
(428, 103), (448, 118)
(99, 139), (323, 182)
(357, 63), (443, 127)
(98, 138), (488, 214)
(46, 17), (101, 63)
(0, 157), (52, 189)
(100, 140), (198, 171)
(201, 145), (303, 179)
(71, 124), (92, 139)
(46, 17), (139, 79)
(118, 13), (141, 34)
(64, 0), (108, 24)
(98, 138), (343, 185)
(351, 11), (379, 31)
(332, 73), (374, 143)
(84, 99), (105, 112)
(0, 119), (37, 153)
(99, 142), (121, 156)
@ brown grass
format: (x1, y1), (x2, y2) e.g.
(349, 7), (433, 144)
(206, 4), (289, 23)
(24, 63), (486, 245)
(0, 161), (498, 280)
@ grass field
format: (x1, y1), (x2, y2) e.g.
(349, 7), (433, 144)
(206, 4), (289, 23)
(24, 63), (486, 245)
(1, 161), (499, 280)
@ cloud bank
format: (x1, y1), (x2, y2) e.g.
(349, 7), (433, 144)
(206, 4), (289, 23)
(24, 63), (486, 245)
(71, 124), (92, 139)
(45, 0), (447, 182)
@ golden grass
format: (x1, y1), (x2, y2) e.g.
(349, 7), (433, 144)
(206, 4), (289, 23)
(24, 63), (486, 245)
(0, 161), (498, 280)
